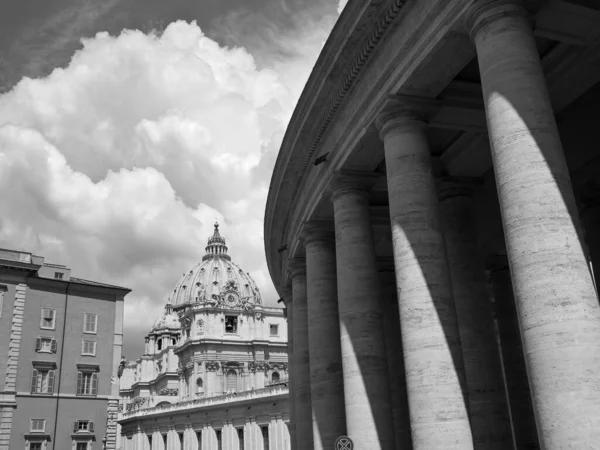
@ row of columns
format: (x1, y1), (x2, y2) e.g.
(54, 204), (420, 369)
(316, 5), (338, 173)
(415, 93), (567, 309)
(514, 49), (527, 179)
(282, 1), (600, 449)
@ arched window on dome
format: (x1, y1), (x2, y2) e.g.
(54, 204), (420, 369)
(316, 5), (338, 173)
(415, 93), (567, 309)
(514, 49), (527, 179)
(226, 370), (237, 393)
(271, 372), (280, 384)
(172, 338), (176, 346)
(157, 339), (162, 351)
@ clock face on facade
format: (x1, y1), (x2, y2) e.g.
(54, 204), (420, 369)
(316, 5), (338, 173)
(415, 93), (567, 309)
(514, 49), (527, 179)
(226, 294), (237, 306)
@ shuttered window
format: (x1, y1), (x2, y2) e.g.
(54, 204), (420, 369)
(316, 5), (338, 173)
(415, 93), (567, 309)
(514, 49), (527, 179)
(81, 340), (96, 356)
(83, 313), (98, 334)
(30, 369), (55, 394)
(35, 337), (57, 353)
(40, 308), (56, 329)
(30, 419), (46, 432)
(76, 371), (98, 396)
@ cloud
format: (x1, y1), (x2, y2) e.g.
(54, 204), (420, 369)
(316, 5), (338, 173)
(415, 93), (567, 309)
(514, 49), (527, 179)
(0, 13), (336, 358)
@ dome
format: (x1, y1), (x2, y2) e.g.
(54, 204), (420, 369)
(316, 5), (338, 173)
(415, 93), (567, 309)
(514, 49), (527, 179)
(151, 301), (181, 333)
(170, 223), (262, 309)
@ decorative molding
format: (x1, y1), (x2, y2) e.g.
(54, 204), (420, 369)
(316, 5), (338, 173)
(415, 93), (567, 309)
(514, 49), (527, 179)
(204, 361), (220, 372)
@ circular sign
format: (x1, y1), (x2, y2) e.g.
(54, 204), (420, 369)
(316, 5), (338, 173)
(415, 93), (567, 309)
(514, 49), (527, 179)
(334, 436), (354, 450)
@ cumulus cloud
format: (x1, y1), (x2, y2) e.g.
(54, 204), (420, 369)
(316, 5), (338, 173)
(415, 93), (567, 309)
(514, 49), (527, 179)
(0, 15), (336, 357)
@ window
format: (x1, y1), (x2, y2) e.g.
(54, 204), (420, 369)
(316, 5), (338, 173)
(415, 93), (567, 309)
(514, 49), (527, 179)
(35, 337), (57, 353)
(269, 324), (279, 336)
(226, 370), (237, 392)
(81, 340), (96, 356)
(157, 339), (162, 351)
(31, 369), (55, 394)
(271, 372), (280, 383)
(73, 420), (94, 432)
(196, 431), (202, 450)
(225, 315), (238, 334)
(0, 285), (6, 318)
(172, 338), (176, 346)
(83, 313), (98, 334)
(215, 430), (222, 450)
(54, 272), (63, 280)
(77, 371), (98, 396)
(29, 443), (42, 450)
(40, 308), (56, 329)
(76, 443), (87, 450)
(261, 426), (269, 450)
(30, 419), (46, 432)
(238, 428), (245, 450)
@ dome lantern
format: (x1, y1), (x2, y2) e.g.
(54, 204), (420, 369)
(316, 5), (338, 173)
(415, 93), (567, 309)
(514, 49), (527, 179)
(203, 222), (230, 261)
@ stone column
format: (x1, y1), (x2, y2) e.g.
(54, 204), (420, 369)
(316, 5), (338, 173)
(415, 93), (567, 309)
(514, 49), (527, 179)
(468, 1), (600, 446)
(281, 289), (297, 450)
(438, 178), (512, 449)
(486, 255), (540, 450)
(330, 174), (396, 450)
(302, 221), (346, 450)
(288, 259), (314, 450)
(377, 107), (473, 449)
(377, 260), (413, 450)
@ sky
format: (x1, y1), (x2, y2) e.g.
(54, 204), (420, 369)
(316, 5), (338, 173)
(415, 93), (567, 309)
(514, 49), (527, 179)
(0, 0), (349, 358)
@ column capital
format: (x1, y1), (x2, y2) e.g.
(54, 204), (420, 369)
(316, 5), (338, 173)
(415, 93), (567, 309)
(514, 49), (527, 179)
(484, 254), (509, 273)
(465, 0), (530, 40)
(287, 257), (306, 278)
(329, 170), (380, 202)
(375, 95), (440, 139)
(437, 176), (482, 202)
(300, 220), (335, 245)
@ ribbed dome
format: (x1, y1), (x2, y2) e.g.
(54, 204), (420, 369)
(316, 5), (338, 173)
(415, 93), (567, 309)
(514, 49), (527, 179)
(151, 301), (181, 332)
(170, 223), (262, 309)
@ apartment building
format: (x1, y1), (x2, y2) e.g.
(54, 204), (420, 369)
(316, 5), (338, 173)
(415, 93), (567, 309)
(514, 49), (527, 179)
(0, 248), (129, 450)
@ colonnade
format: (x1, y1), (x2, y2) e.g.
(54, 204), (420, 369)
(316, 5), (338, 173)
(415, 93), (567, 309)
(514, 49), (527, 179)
(283, 1), (600, 449)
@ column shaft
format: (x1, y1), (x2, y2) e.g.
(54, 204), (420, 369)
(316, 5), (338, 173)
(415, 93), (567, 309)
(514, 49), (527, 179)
(378, 267), (413, 450)
(378, 114), (472, 449)
(331, 185), (395, 449)
(303, 223), (346, 450)
(283, 295), (297, 450)
(488, 261), (540, 450)
(470, 2), (600, 446)
(439, 181), (512, 449)
(289, 263), (314, 450)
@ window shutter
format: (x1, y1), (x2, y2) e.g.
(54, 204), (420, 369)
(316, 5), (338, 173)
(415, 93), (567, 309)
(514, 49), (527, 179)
(35, 338), (41, 351)
(89, 421), (95, 433)
(91, 373), (98, 395)
(51, 339), (57, 353)
(93, 314), (98, 332)
(31, 370), (38, 393)
(77, 371), (83, 395)
(81, 339), (85, 353)
(48, 370), (55, 393)
(92, 341), (96, 355)
(73, 421), (79, 433)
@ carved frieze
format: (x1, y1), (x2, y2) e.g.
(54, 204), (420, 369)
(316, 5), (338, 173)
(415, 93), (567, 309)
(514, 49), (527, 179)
(205, 360), (220, 371)
(158, 388), (178, 396)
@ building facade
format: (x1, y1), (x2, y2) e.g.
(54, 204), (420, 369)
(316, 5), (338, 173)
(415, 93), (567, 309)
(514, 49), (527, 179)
(0, 248), (129, 450)
(264, 1), (600, 449)
(118, 224), (290, 450)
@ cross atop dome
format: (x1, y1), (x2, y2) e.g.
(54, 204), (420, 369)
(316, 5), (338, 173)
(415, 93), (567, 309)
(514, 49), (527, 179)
(203, 221), (230, 261)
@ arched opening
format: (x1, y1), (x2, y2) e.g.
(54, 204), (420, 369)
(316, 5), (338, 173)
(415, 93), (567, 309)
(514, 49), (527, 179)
(156, 401), (171, 409)
(196, 377), (204, 395)
(226, 369), (237, 392)
(271, 372), (280, 383)
(157, 339), (162, 351)
(172, 338), (176, 346)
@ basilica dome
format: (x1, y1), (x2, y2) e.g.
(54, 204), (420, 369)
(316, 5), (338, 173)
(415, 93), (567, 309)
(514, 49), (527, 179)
(151, 301), (181, 333)
(169, 223), (262, 309)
